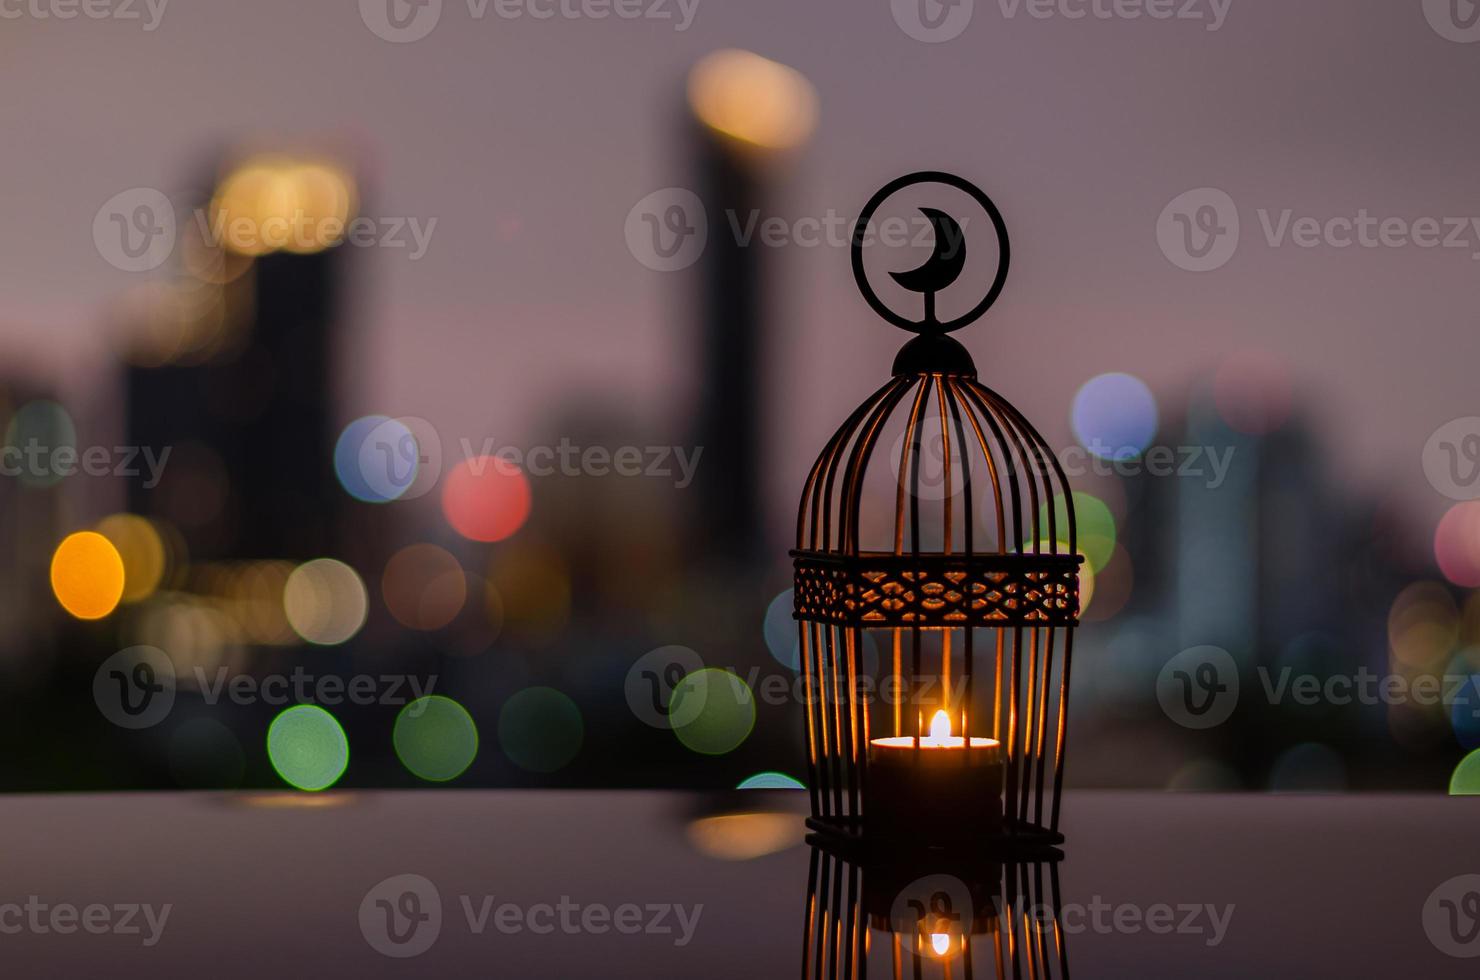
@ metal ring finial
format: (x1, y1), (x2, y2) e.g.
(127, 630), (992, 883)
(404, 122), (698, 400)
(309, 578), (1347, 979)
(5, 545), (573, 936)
(850, 171), (1011, 336)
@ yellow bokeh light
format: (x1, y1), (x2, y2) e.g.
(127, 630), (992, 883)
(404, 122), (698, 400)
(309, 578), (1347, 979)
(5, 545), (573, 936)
(50, 531), (126, 620)
(687, 50), (819, 151)
(96, 513), (167, 603)
(686, 812), (804, 861)
(283, 558), (368, 646)
(209, 156), (357, 258)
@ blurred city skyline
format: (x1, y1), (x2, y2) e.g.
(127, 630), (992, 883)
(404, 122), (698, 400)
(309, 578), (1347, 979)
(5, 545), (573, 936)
(2, 0), (1477, 551)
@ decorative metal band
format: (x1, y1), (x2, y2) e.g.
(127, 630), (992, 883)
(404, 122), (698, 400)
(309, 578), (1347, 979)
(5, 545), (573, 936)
(792, 550), (1081, 628)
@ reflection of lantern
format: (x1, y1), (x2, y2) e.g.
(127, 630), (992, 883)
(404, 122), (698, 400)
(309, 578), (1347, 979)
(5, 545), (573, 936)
(801, 843), (1068, 979)
(793, 173), (1080, 848)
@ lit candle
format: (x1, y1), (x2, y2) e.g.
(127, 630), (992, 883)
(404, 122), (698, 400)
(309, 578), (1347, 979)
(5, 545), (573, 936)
(866, 710), (1004, 841)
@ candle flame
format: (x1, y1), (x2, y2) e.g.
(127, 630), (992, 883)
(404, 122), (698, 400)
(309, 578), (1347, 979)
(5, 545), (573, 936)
(930, 933), (951, 956)
(928, 710), (952, 742)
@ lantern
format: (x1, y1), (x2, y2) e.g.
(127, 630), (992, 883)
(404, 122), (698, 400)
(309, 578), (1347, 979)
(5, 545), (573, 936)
(801, 842), (1069, 980)
(793, 172), (1080, 849)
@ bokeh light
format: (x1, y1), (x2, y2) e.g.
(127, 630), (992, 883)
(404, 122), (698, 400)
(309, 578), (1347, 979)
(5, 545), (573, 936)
(283, 558), (368, 645)
(1450, 748), (1480, 795)
(442, 455), (532, 543)
(687, 50), (818, 151)
(1081, 543), (1133, 622)
(498, 687), (583, 773)
(670, 668), (756, 756)
(96, 513), (167, 603)
(1434, 502), (1480, 588)
(737, 772), (805, 790)
(382, 543), (467, 631)
(266, 705), (350, 792)
(210, 156), (357, 257)
(686, 812), (805, 861)
(50, 531), (126, 620)
(394, 696), (479, 782)
(335, 415), (406, 504)
(5, 399), (76, 489)
(488, 540), (569, 643)
(1071, 373), (1157, 460)
(1039, 492), (1116, 572)
(763, 589), (799, 669)
(1449, 672), (1480, 750)
(1388, 581), (1459, 670)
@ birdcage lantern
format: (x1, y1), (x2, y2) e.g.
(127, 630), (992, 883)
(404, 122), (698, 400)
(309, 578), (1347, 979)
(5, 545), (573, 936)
(801, 842), (1068, 980)
(793, 172), (1080, 850)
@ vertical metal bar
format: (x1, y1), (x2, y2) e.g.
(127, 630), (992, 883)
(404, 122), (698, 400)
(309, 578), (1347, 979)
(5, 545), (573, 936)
(844, 626), (862, 821)
(814, 850), (833, 980)
(1019, 626), (1039, 827)
(813, 619), (833, 822)
(1033, 628), (1056, 830)
(802, 845), (820, 980)
(1050, 860), (1070, 980)
(800, 620), (821, 819)
(825, 624), (846, 822)
(1050, 629), (1075, 835)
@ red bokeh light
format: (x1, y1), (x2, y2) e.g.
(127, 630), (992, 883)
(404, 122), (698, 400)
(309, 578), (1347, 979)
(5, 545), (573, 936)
(441, 456), (532, 543)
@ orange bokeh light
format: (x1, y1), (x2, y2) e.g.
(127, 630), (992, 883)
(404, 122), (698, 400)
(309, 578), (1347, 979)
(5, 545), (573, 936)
(50, 531), (126, 620)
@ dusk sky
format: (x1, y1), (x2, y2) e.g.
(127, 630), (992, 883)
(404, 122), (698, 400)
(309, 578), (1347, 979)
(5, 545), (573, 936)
(3, 0), (1477, 538)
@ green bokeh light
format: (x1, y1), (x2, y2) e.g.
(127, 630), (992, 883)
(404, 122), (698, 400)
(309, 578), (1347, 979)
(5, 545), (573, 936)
(394, 696), (479, 782)
(670, 668), (756, 756)
(1450, 748), (1480, 795)
(1039, 491), (1116, 572)
(498, 687), (583, 773)
(266, 705), (349, 791)
(737, 771), (804, 789)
